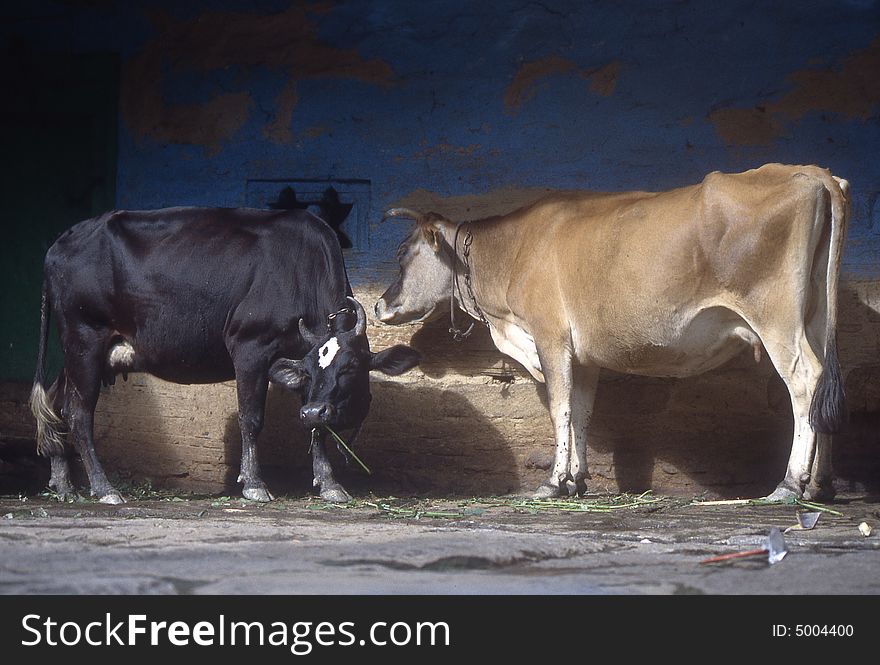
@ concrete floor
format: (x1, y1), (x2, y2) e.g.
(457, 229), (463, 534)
(0, 492), (878, 595)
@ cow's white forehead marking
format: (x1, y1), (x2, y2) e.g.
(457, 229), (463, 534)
(318, 337), (340, 369)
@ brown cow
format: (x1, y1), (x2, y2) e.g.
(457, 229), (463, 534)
(375, 164), (850, 501)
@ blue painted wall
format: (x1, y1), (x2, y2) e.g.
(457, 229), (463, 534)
(4, 0), (880, 278)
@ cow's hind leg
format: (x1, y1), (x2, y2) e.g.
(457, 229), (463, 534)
(233, 365), (274, 502)
(310, 428), (352, 503)
(49, 376), (77, 501)
(761, 335), (825, 502)
(46, 371), (76, 501)
(566, 363), (600, 496)
(61, 330), (125, 504)
(804, 432), (835, 502)
(533, 347), (575, 499)
(48, 455), (76, 499)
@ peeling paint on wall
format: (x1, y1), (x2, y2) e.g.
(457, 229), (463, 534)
(121, 3), (396, 151)
(504, 56), (620, 112)
(710, 35), (880, 146)
(10, 0), (877, 274)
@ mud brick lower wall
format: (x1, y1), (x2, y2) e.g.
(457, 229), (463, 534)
(2, 280), (879, 499)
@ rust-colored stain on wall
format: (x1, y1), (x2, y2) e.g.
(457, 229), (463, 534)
(586, 60), (620, 97)
(121, 3), (395, 152)
(504, 56), (620, 111)
(262, 80), (299, 144)
(710, 36), (880, 146)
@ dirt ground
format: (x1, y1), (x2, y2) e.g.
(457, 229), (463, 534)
(1, 490), (878, 595)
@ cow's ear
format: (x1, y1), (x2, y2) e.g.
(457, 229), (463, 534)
(370, 345), (421, 376)
(269, 358), (309, 391)
(421, 225), (442, 252)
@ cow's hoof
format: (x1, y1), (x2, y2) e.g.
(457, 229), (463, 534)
(320, 486), (352, 504)
(98, 491), (126, 505)
(242, 487), (274, 502)
(532, 482), (564, 499)
(49, 481), (78, 502)
(49, 486), (79, 502)
(803, 483), (836, 503)
(566, 478), (587, 496)
(763, 485), (800, 503)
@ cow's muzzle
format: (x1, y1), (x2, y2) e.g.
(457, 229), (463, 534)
(374, 297), (396, 323)
(374, 296), (424, 325)
(300, 403), (337, 426)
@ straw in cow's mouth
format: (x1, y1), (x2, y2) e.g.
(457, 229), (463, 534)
(320, 426), (372, 475)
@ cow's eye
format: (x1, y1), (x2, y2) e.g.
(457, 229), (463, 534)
(336, 367), (360, 380)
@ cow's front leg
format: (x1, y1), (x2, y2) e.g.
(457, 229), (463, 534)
(310, 428), (352, 503)
(533, 349), (574, 499)
(566, 364), (600, 496)
(234, 367), (274, 502)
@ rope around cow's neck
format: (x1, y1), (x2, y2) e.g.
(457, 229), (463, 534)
(449, 221), (489, 342)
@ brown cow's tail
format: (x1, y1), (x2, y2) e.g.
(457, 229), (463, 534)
(29, 279), (65, 456)
(808, 175), (850, 434)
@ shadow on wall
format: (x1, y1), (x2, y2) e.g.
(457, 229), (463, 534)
(392, 286), (880, 498)
(0, 373), (222, 497)
(587, 357), (794, 498)
(224, 379), (521, 498)
(834, 285), (880, 494)
(92, 377), (233, 494)
(222, 385), (311, 495)
(408, 316), (524, 382)
(0, 436), (48, 495)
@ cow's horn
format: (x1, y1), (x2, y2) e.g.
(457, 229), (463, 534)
(347, 297), (367, 337)
(382, 208), (423, 223)
(299, 318), (323, 346)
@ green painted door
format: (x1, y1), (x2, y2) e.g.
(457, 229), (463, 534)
(0, 54), (118, 381)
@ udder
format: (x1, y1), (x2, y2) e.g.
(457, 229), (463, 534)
(104, 337), (235, 385)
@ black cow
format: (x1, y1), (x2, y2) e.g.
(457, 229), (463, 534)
(29, 207), (420, 504)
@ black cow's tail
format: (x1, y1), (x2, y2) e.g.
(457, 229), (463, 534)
(29, 279), (64, 456)
(808, 175), (850, 434)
